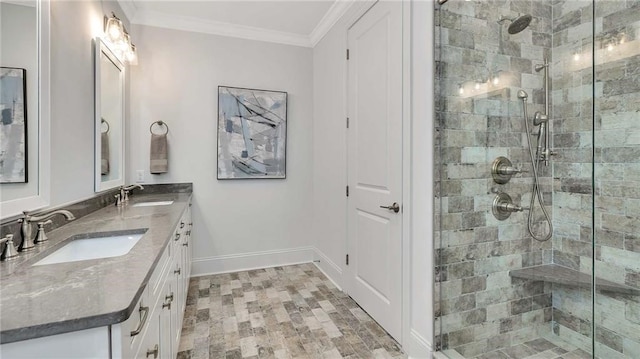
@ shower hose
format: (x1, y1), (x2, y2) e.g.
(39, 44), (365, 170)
(521, 98), (553, 242)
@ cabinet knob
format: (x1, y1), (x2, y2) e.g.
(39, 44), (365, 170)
(146, 344), (159, 358)
(174, 268), (181, 275)
(174, 233), (180, 241)
(182, 242), (188, 247)
(180, 222), (185, 228)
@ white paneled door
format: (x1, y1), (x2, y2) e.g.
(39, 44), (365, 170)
(346, 0), (403, 341)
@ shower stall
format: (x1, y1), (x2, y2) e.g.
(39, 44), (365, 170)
(434, 1), (640, 358)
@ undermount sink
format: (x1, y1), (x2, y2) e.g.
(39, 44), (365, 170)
(132, 200), (174, 207)
(34, 229), (148, 266)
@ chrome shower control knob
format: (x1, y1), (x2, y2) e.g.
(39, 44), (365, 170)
(492, 193), (525, 221)
(491, 157), (527, 184)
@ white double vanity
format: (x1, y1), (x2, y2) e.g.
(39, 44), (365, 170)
(1, 1), (194, 358)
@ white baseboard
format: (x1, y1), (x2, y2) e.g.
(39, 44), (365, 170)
(407, 330), (433, 359)
(313, 247), (343, 291)
(191, 246), (315, 276)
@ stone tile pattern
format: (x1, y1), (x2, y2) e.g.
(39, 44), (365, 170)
(435, 1), (554, 357)
(551, 1), (640, 358)
(176, 264), (406, 359)
(473, 337), (590, 359)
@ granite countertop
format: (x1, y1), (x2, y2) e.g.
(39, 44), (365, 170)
(0, 192), (192, 344)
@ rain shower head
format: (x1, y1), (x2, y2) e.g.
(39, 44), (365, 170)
(498, 14), (532, 34)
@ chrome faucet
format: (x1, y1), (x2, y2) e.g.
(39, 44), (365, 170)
(122, 184), (144, 202)
(19, 210), (75, 251)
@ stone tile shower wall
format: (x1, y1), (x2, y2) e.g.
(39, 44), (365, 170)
(435, 1), (554, 356)
(551, 1), (640, 358)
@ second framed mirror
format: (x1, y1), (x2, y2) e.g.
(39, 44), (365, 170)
(94, 37), (124, 192)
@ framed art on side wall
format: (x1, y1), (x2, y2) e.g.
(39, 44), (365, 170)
(217, 86), (287, 179)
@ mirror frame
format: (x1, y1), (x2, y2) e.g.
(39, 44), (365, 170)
(0, 0), (50, 218)
(94, 38), (125, 192)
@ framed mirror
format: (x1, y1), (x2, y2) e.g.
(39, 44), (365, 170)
(0, 0), (50, 218)
(94, 38), (124, 192)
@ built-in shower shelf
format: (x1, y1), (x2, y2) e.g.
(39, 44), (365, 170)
(509, 264), (639, 295)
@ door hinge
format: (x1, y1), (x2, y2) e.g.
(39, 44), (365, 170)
(346, 185), (349, 197)
(346, 117), (349, 128)
(346, 254), (349, 266)
(346, 49), (350, 60)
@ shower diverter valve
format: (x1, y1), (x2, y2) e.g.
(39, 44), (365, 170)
(492, 193), (527, 220)
(492, 156), (527, 184)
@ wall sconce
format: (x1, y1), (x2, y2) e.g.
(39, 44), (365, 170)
(105, 13), (124, 43)
(104, 12), (137, 65)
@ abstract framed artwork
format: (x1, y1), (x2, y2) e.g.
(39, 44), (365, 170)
(0, 67), (28, 183)
(217, 86), (287, 179)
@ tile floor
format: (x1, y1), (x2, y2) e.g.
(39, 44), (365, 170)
(177, 263), (406, 359)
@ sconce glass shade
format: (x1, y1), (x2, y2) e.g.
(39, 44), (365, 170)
(120, 32), (131, 52)
(105, 15), (124, 43)
(127, 44), (138, 65)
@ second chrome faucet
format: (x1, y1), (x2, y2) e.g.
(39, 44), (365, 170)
(116, 184), (145, 206)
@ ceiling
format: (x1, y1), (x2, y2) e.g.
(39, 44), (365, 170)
(117, 0), (354, 47)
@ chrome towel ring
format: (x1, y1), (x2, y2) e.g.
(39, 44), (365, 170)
(150, 120), (169, 135)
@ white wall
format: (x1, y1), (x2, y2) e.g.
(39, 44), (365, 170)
(311, 7), (350, 288)
(128, 25), (314, 274)
(409, 1), (434, 357)
(312, 1), (434, 357)
(49, 0), (129, 207)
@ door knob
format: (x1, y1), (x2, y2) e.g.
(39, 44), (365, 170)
(380, 202), (400, 213)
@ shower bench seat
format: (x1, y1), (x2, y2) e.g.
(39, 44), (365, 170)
(509, 264), (639, 296)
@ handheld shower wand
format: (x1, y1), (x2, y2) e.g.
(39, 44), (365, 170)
(533, 112), (549, 163)
(520, 91), (553, 242)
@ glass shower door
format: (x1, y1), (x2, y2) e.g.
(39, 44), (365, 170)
(434, 0), (597, 358)
(593, 1), (640, 358)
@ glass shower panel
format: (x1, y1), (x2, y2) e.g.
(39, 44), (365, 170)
(548, 1), (595, 357)
(593, 1), (640, 358)
(435, 0), (595, 358)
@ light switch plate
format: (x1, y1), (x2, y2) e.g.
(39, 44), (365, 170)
(136, 170), (144, 183)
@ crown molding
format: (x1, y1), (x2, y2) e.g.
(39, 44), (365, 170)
(126, 8), (314, 48)
(309, 0), (355, 47)
(117, 0), (358, 48)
